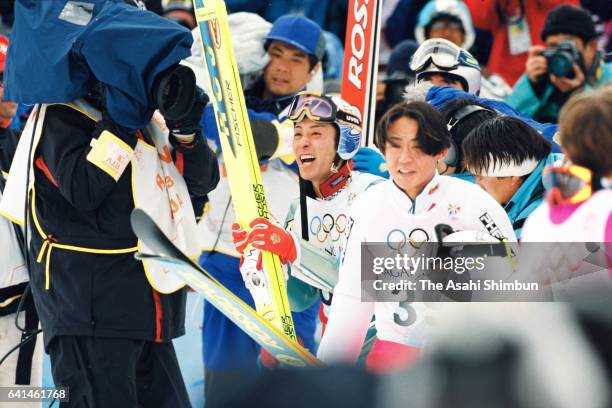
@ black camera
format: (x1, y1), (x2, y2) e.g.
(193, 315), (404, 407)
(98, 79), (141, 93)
(152, 64), (202, 121)
(541, 40), (582, 79)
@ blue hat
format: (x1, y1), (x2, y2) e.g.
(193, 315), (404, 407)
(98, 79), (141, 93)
(265, 15), (326, 61)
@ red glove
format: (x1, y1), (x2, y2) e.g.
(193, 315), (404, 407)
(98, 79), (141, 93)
(246, 217), (297, 265)
(231, 222), (249, 254)
(260, 347), (279, 368)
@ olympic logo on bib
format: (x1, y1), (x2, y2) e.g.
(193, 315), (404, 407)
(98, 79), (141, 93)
(310, 213), (348, 243)
(386, 228), (430, 252)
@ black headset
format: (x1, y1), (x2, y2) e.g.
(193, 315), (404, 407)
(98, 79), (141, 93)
(444, 104), (497, 167)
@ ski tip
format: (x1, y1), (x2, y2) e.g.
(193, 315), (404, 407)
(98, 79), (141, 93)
(130, 208), (154, 240)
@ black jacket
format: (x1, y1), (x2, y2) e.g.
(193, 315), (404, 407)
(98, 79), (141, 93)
(0, 125), (19, 175)
(28, 103), (219, 347)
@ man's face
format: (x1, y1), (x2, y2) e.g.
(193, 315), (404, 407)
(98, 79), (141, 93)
(475, 176), (521, 205)
(293, 118), (337, 184)
(0, 80), (17, 123)
(421, 73), (464, 91)
(428, 18), (465, 47)
(545, 34), (596, 71)
(263, 40), (315, 98)
(383, 116), (446, 197)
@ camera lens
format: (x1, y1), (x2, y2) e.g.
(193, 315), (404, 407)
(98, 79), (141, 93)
(548, 53), (574, 78)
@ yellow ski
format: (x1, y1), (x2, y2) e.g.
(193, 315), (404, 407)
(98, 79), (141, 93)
(191, 0), (297, 342)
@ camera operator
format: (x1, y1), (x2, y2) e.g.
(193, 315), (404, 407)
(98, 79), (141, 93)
(0, 2), (220, 405)
(507, 5), (611, 124)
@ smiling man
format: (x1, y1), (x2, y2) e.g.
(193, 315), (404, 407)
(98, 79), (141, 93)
(231, 92), (383, 367)
(198, 15), (328, 406)
(244, 15), (325, 115)
(316, 102), (515, 372)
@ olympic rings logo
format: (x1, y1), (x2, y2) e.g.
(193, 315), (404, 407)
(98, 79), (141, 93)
(310, 213), (348, 243)
(386, 228), (430, 252)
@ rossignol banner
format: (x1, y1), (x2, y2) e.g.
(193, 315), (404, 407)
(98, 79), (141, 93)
(341, 0), (382, 147)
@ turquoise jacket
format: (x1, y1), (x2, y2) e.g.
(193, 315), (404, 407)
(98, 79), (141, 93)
(506, 57), (612, 123)
(506, 153), (563, 237)
(437, 155), (562, 238)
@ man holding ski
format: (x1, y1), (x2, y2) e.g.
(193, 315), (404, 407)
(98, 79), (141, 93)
(232, 91), (384, 366)
(195, 13), (328, 405)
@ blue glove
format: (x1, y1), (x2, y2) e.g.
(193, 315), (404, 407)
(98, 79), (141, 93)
(352, 147), (389, 178)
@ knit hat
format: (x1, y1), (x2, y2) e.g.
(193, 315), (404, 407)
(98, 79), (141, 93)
(386, 39), (419, 81)
(541, 5), (597, 43)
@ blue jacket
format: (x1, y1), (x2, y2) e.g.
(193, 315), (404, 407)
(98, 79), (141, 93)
(506, 58), (612, 124)
(5, 0), (192, 131)
(426, 86), (562, 153)
(506, 153), (563, 238)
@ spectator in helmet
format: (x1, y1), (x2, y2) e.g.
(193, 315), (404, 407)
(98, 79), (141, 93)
(414, 1), (513, 100)
(506, 5), (612, 124)
(161, 0), (195, 29)
(415, 0), (475, 50)
(410, 38), (482, 94)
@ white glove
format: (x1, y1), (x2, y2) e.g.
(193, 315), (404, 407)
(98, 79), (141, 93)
(239, 246), (290, 306)
(181, 12), (271, 93)
(228, 12), (271, 75)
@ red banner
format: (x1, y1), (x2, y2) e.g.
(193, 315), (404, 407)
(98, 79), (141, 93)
(341, 0), (381, 146)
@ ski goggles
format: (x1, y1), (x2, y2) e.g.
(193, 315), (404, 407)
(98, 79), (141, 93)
(409, 39), (462, 72)
(288, 92), (360, 127)
(544, 163), (592, 205)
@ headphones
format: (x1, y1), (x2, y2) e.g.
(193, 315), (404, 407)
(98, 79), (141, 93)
(444, 104), (497, 167)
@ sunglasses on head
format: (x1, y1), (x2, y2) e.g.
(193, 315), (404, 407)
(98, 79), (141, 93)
(288, 92), (361, 128)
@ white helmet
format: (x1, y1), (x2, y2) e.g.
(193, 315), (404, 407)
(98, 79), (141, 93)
(415, 0), (476, 50)
(288, 92), (362, 160)
(410, 38), (481, 95)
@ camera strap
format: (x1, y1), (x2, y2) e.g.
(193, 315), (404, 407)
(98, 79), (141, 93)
(585, 51), (604, 87)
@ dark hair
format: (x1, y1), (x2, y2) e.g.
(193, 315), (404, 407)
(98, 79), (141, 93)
(375, 101), (451, 155)
(558, 87), (612, 176)
(425, 13), (465, 38)
(462, 116), (552, 175)
(307, 55), (319, 71)
(441, 98), (498, 171)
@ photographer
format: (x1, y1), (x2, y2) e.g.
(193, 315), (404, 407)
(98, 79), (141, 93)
(507, 5), (611, 123)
